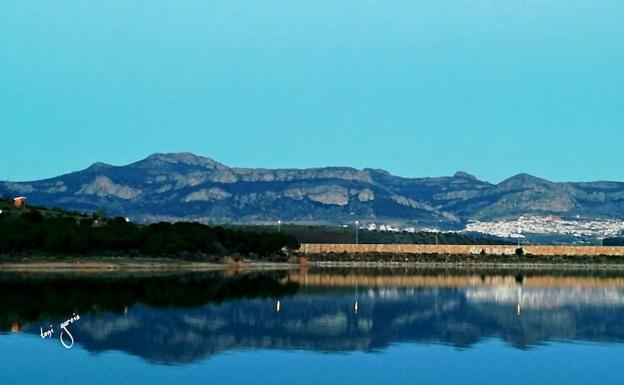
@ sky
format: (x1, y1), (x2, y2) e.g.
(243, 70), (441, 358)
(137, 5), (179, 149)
(1, 0), (623, 183)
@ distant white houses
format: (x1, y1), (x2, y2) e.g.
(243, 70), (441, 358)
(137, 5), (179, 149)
(465, 215), (624, 239)
(362, 222), (432, 233)
(345, 217), (623, 239)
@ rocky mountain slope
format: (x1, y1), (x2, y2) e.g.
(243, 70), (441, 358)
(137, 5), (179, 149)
(1, 152), (623, 226)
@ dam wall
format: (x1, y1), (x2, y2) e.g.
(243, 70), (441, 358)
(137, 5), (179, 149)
(299, 243), (624, 257)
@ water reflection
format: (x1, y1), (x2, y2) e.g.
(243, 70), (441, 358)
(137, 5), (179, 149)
(2, 269), (624, 365)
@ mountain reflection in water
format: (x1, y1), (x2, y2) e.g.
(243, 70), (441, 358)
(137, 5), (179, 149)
(2, 269), (624, 365)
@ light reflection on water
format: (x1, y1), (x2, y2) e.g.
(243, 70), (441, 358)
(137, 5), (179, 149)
(2, 269), (624, 384)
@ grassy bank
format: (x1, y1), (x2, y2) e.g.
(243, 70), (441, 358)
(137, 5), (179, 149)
(0, 256), (301, 272)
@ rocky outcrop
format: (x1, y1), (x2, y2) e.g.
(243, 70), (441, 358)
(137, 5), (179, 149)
(357, 188), (374, 202)
(183, 188), (232, 202)
(77, 176), (142, 200)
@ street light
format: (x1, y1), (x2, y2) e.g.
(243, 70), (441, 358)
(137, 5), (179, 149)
(355, 220), (359, 245)
(277, 219), (281, 233)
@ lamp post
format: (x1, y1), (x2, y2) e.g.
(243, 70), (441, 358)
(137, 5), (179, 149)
(355, 220), (359, 245)
(277, 219), (281, 233)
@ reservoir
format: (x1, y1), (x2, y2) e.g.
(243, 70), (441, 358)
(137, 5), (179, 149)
(1, 268), (624, 384)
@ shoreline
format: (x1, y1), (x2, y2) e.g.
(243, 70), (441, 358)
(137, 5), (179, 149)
(0, 257), (299, 272)
(298, 250), (624, 270)
(4, 257), (624, 273)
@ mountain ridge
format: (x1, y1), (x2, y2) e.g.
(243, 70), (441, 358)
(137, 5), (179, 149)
(1, 152), (623, 226)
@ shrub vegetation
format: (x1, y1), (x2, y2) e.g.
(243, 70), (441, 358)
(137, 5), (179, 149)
(0, 204), (298, 260)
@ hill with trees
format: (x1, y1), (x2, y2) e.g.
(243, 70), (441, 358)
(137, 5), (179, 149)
(0, 197), (298, 260)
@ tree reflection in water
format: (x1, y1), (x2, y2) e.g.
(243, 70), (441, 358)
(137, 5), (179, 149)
(2, 269), (624, 365)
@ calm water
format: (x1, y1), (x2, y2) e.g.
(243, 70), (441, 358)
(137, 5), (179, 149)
(1, 268), (624, 384)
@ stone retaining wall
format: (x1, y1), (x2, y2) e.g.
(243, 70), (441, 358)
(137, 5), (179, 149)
(299, 243), (624, 256)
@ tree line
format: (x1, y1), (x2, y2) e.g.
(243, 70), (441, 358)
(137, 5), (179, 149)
(0, 271), (298, 331)
(604, 237), (624, 246)
(0, 209), (299, 260)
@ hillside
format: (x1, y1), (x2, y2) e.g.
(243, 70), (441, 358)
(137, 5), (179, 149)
(1, 152), (623, 226)
(0, 198), (298, 260)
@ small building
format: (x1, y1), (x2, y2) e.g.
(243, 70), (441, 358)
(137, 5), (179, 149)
(11, 322), (21, 333)
(13, 196), (26, 208)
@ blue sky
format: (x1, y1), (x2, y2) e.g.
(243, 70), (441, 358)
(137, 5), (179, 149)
(1, 0), (622, 183)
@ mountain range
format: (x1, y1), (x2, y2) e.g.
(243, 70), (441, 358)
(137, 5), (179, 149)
(1, 152), (623, 226)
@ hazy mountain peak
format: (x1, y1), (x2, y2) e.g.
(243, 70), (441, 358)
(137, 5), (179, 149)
(87, 162), (113, 170)
(498, 173), (552, 188)
(453, 171), (477, 180)
(141, 152), (228, 169)
(364, 168), (392, 175)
